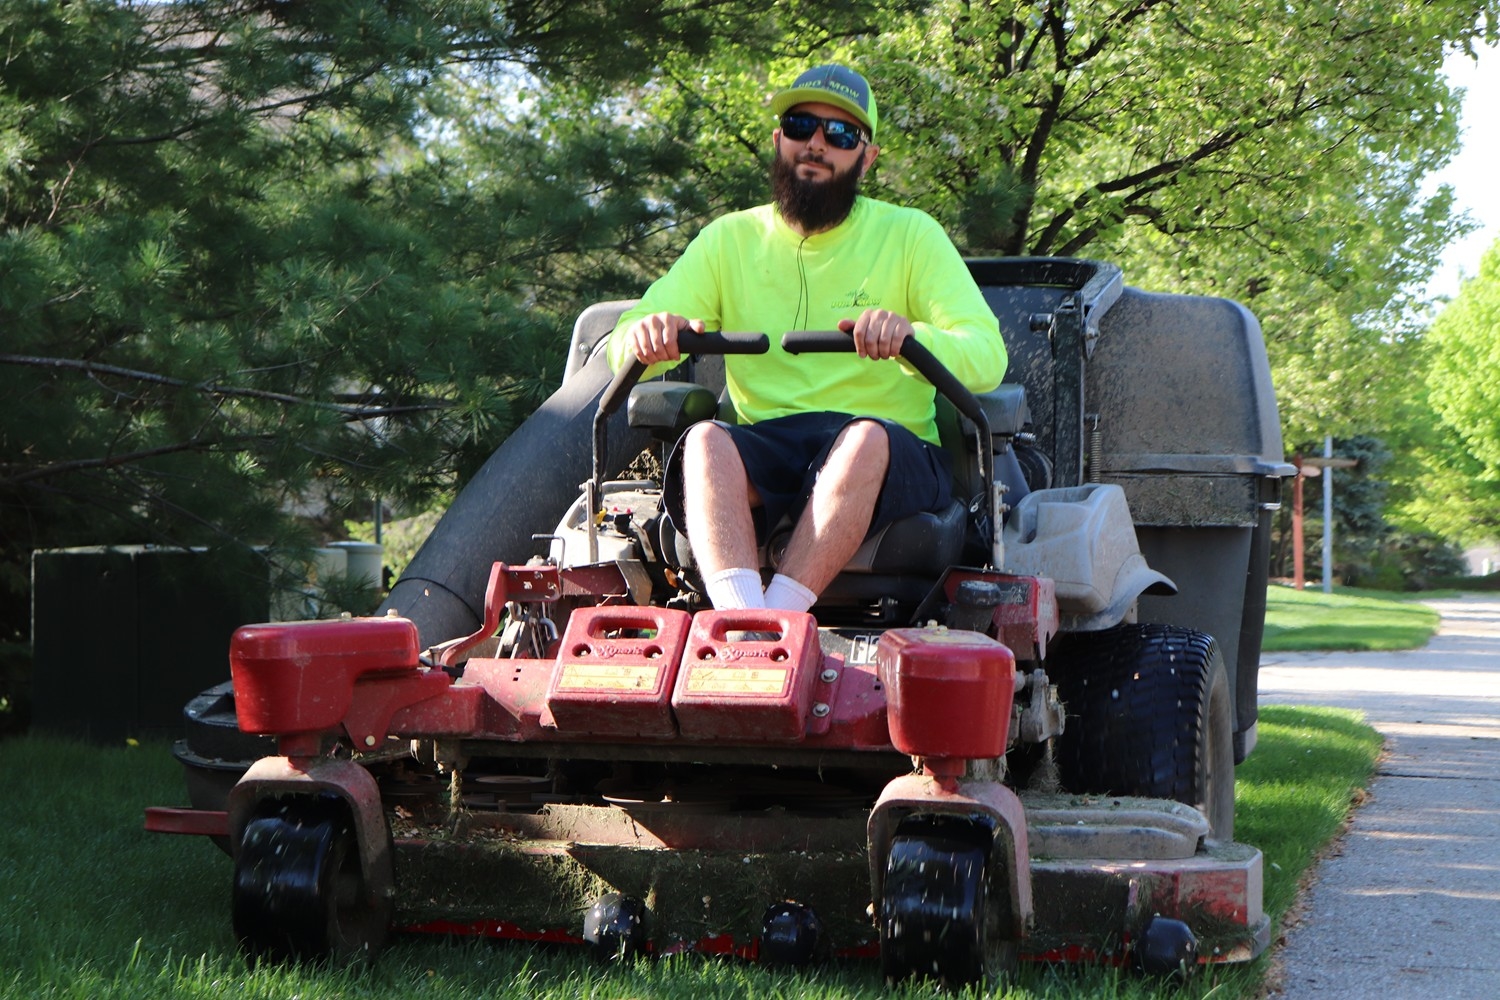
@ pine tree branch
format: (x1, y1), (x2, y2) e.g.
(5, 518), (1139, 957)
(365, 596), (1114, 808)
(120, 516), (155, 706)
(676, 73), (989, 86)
(1, 435), (263, 488)
(0, 354), (447, 419)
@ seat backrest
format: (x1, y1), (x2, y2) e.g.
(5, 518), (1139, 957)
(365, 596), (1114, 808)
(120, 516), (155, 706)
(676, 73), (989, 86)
(562, 300), (638, 386)
(937, 383), (1032, 505)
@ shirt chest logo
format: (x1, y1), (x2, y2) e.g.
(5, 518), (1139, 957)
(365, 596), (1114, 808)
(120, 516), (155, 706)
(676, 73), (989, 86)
(833, 289), (879, 309)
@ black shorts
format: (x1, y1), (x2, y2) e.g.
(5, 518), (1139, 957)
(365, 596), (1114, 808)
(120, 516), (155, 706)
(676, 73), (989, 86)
(663, 411), (955, 543)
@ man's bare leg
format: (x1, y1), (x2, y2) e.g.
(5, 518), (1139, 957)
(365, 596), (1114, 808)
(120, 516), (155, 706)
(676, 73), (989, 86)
(775, 420), (890, 596)
(681, 422), (763, 607)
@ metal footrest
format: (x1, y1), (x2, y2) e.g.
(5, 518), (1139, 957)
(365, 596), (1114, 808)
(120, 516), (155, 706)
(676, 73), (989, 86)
(1022, 793), (1208, 860)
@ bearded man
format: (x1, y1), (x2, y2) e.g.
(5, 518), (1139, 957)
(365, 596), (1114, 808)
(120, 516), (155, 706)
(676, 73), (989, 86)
(607, 64), (1006, 612)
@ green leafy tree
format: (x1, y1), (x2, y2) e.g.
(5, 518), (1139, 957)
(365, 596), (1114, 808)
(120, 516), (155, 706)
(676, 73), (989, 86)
(1400, 239), (1500, 541)
(579, 2), (1495, 448)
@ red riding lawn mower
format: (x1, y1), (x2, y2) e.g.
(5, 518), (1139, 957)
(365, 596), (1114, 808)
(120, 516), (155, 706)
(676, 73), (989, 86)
(148, 258), (1292, 988)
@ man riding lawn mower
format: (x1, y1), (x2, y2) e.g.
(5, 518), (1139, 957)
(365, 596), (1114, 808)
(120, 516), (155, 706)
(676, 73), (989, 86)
(148, 65), (1291, 988)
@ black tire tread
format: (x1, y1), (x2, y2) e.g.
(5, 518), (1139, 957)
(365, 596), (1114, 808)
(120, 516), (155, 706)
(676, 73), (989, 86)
(878, 815), (1018, 988)
(1051, 623), (1218, 805)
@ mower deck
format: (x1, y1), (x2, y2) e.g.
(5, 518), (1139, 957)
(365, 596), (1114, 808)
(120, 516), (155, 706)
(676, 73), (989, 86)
(388, 788), (1265, 963)
(144, 588), (1272, 976)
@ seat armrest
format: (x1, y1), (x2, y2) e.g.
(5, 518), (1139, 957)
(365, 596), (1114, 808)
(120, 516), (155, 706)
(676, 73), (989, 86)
(627, 382), (718, 440)
(960, 383), (1030, 438)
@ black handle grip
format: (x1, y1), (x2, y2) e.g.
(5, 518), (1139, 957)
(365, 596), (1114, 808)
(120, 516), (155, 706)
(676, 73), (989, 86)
(780, 330), (855, 354)
(700, 330), (773, 355)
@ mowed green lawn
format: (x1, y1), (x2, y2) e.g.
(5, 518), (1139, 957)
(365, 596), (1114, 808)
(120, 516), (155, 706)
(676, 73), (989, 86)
(4, 576), (1431, 998)
(1261, 583), (1441, 652)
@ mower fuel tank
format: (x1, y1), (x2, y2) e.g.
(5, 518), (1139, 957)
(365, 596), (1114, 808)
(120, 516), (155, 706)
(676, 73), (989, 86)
(228, 616), (451, 748)
(877, 625), (1015, 760)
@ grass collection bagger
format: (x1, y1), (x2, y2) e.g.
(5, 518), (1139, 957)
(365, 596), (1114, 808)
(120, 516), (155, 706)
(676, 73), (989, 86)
(147, 257), (1292, 987)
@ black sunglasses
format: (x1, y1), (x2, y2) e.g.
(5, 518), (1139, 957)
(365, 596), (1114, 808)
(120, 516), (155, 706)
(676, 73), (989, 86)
(779, 111), (867, 150)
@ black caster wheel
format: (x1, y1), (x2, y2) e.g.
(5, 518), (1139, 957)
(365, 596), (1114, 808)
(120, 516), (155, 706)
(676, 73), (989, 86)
(583, 892), (648, 961)
(232, 794), (390, 964)
(1135, 914), (1199, 977)
(760, 901), (827, 966)
(878, 815), (1015, 988)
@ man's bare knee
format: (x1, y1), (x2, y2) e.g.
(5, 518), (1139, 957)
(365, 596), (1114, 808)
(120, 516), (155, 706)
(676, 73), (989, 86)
(682, 422), (735, 476)
(683, 420), (730, 457)
(682, 423), (759, 506)
(827, 419), (891, 472)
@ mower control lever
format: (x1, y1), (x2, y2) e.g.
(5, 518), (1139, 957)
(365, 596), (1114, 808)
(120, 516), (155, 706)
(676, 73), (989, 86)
(781, 331), (989, 434)
(592, 332), (769, 525)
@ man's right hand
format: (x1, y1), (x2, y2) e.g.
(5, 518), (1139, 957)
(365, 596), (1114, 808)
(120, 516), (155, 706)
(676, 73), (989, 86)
(625, 313), (706, 364)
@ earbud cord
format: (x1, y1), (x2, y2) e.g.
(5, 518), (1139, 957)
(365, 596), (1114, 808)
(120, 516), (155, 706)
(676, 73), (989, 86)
(794, 234), (810, 331)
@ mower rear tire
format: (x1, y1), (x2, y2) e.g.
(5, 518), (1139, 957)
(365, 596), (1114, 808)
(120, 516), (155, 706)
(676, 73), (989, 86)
(1051, 623), (1235, 840)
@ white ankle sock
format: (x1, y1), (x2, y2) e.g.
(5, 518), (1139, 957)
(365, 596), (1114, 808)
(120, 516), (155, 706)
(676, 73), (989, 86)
(705, 568), (765, 609)
(763, 573), (818, 613)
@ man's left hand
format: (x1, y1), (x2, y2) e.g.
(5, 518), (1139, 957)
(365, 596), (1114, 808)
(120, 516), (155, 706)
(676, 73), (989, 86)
(840, 309), (913, 360)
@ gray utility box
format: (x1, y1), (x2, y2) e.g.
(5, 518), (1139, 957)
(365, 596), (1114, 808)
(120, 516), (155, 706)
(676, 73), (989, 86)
(968, 258), (1292, 763)
(31, 546), (269, 743)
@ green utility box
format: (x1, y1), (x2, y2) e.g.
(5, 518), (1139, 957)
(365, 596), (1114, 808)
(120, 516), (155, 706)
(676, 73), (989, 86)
(31, 546), (270, 742)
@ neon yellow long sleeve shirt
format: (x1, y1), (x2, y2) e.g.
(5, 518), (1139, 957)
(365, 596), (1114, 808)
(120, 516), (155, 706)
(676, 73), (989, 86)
(606, 197), (1006, 445)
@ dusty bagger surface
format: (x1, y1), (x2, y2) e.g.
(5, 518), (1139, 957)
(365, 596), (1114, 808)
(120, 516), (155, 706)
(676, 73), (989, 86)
(1259, 594), (1500, 999)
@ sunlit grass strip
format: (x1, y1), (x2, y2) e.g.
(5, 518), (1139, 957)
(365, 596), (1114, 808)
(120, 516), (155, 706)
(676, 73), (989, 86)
(1262, 583), (1440, 652)
(0, 710), (1381, 1000)
(1234, 705), (1384, 919)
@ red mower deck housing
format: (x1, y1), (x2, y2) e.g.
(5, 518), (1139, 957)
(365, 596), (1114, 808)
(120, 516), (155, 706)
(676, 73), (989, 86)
(150, 563), (1268, 974)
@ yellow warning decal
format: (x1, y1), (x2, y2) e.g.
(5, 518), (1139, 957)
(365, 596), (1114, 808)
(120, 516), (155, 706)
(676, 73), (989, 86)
(686, 667), (789, 695)
(557, 663), (661, 691)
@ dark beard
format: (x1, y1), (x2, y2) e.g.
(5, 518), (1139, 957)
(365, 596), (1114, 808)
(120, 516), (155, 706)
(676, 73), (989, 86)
(771, 151), (862, 233)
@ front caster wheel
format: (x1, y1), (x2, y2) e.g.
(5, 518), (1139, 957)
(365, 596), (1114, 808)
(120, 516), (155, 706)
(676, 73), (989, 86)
(583, 892), (648, 961)
(878, 815), (1016, 989)
(232, 794), (391, 964)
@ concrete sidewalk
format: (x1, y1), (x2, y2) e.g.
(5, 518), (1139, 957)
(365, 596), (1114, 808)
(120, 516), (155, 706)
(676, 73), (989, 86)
(1258, 594), (1500, 1000)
